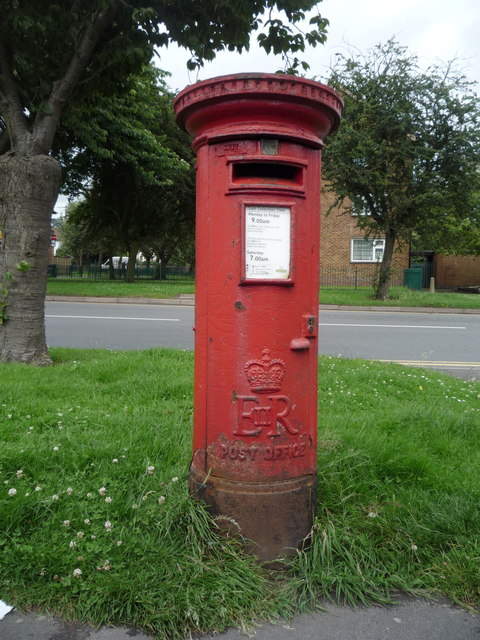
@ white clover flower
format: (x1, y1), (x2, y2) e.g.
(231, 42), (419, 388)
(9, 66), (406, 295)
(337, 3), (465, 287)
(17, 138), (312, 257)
(8, 488), (17, 497)
(77, 531), (84, 539)
(73, 568), (82, 578)
(105, 496), (112, 503)
(411, 544), (418, 551)
(53, 446), (60, 451)
(104, 520), (113, 531)
(368, 511), (378, 518)
(84, 518), (91, 525)
(147, 465), (155, 474)
(91, 534), (96, 539)
(24, 492), (29, 497)
(66, 487), (73, 495)
(98, 487), (107, 496)
(116, 540), (122, 546)
(69, 540), (77, 548)
(86, 492), (93, 498)
(132, 504), (139, 510)
(51, 494), (59, 501)
(158, 496), (166, 504)
(63, 520), (70, 527)
(16, 469), (24, 478)
(35, 485), (42, 492)
(171, 477), (179, 483)
(112, 458), (118, 464)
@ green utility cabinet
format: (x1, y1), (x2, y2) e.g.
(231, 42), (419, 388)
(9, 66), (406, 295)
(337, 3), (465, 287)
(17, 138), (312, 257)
(403, 267), (423, 290)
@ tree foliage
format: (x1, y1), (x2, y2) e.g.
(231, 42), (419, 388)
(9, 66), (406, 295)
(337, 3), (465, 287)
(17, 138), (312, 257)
(1, 0), (329, 155)
(58, 64), (195, 282)
(322, 39), (480, 299)
(1, 0), (329, 363)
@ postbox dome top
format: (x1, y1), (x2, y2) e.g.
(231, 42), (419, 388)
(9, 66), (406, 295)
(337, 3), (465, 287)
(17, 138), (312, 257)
(174, 73), (343, 149)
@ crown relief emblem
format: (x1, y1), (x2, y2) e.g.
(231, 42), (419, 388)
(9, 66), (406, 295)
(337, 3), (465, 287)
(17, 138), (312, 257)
(244, 349), (286, 394)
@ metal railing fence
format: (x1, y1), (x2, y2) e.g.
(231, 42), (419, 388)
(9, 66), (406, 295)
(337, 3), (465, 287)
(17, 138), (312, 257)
(47, 263), (195, 283)
(48, 263), (406, 289)
(320, 266), (404, 290)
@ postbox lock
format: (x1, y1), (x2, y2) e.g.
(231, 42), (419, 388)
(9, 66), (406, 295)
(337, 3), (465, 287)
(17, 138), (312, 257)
(303, 315), (317, 337)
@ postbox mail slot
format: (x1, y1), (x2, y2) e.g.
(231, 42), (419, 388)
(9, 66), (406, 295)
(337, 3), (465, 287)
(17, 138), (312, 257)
(232, 161), (303, 187)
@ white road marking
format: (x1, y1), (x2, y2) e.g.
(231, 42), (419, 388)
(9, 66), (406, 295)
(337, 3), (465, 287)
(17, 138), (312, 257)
(378, 359), (480, 369)
(319, 323), (466, 330)
(46, 315), (180, 322)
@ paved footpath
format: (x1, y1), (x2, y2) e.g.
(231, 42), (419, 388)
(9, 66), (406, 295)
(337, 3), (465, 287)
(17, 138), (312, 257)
(45, 293), (480, 314)
(1, 594), (479, 639)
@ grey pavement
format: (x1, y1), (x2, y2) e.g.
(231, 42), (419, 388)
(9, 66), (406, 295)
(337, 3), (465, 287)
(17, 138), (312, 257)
(45, 293), (480, 315)
(1, 595), (479, 639)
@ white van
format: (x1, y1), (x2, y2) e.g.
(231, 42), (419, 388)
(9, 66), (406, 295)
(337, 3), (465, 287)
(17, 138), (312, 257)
(101, 257), (128, 269)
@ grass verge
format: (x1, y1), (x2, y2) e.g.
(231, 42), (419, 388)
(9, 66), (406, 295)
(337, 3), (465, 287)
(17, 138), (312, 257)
(1, 350), (479, 638)
(319, 288), (480, 309)
(46, 280), (195, 299)
(46, 279), (480, 309)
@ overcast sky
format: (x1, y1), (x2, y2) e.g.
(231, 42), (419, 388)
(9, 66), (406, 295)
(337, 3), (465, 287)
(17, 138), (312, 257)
(157, 0), (479, 92)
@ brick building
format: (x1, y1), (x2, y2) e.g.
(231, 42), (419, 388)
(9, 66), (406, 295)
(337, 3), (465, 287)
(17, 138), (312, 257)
(319, 190), (479, 290)
(319, 189), (409, 288)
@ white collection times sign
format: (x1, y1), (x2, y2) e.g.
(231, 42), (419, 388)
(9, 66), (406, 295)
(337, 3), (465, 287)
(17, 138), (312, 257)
(244, 205), (291, 280)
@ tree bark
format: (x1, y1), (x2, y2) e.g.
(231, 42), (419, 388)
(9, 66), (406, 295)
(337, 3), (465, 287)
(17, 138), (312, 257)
(0, 155), (62, 364)
(125, 243), (139, 283)
(374, 228), (396, 300)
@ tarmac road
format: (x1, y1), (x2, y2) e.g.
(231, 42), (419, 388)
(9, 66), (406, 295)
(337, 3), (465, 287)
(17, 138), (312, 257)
(45, 299), (480, 381)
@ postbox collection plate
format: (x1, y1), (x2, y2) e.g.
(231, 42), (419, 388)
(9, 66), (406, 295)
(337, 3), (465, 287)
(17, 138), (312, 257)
(244, 205), (291, 280)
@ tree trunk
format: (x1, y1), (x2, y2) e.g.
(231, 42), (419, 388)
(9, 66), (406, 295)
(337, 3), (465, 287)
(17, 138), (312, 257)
(125, 244), (139, 283)
(374, 229), (396, 300)
(107, 254), (116, 280)
(0, 155), (62, 364)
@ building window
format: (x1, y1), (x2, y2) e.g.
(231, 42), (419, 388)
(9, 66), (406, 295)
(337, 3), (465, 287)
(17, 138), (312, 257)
(351, 203), (370, 217)
(351, 238), (385, 262)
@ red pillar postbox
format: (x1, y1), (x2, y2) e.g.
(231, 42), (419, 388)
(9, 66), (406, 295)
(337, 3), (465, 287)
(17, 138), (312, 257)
(174, 74), (342, 561)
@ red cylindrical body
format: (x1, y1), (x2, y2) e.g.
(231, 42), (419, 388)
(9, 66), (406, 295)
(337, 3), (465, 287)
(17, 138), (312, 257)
(174, 74), (342, 561)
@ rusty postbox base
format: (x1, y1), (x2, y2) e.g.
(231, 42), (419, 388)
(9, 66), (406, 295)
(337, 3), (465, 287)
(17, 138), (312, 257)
(189, 467), (316, 562)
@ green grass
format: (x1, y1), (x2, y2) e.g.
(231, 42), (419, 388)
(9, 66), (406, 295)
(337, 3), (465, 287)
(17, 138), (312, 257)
(46, 279), (480, 308)
(46, 280), (195, 299)
(1, 350), (479, 638)
(320, 288), (480, 309)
